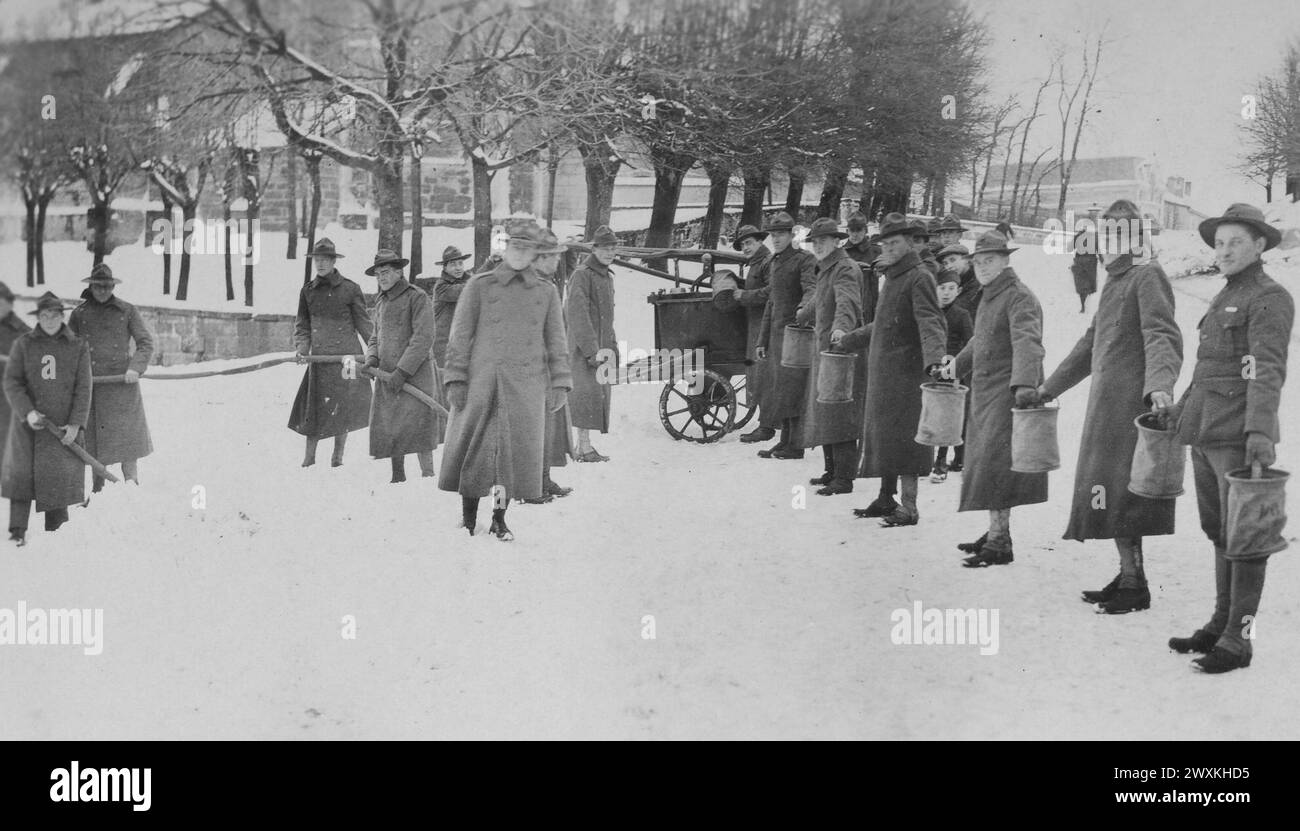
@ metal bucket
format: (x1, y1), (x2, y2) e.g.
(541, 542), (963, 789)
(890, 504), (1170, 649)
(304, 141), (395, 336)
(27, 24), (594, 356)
(816, 351), (856, 404)
(1010, 404), (1060, 473)
(781, 325), (815, 368)
(1225, 464), (1290, 559)
(915, 382), (968, 447)
(1128, 412), (1186, 498)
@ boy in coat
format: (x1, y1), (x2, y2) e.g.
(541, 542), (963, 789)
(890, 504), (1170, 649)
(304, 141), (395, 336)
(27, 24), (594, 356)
(1039, 200), (1183, 614)
(941, 233), (1048, 566)
(1167, 204), (1293, 673)
(565, 225), (618, 462)
(2, 292), (92, 545)
(931, 268), (974, 483)
(289, 238), (373, 468)
(364, 249), (442, 483)
(440, 220), (572, 540)
(68, 263), (154, 491)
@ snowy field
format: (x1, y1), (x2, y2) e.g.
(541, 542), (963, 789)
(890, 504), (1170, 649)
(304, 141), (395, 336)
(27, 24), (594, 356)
(2, 225), (1299, 740)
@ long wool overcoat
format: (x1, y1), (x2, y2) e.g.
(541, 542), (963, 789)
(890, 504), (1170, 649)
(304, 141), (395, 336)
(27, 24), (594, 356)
(68, 292), (154, 464)
(366, 278), (443, 457)
(0, 312), (32, 449)
(288, 270), (374, 440)
(432, 268), (470, 367)
(1, 324), (92, 511)
(564, 255), (616, 432)
(756, 245), (816, 422)
(734, 245), (773, 417)
(793, 248), (867, 448)
(1042, 255), (1183, 540)
(842, 250), (948, 477)
(439, 262), (572, 500)
(952, 268), (1049, 511)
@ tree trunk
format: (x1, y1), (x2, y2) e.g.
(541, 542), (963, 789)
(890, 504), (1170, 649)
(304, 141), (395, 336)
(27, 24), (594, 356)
(545, 145), (560, 230)
(470, 155), (494, 265)
(177, 202), (197, 301)
(698, 160), (732, 250)
(160, 196), (174, 295)
(89, 201), (110, 265)
(1265, 181), (1273, 202)
(578, 139), (620, 238)
(409, 149), (423, 277)
(34, 196), (49, 285)
(817, 162), (849, 219)
(244, 196), (259, 307)
(303, 155), (322, 286)
(286, 149), (298, 260)
(643, 149), (694, 271)
(24, 199), (36, 287)
(740, 165), (770, 228)
(784, 167), (806, 215)
(932, 173), (947, 216)
(373, 158), (404, 255)
(921, 174), (934, 216)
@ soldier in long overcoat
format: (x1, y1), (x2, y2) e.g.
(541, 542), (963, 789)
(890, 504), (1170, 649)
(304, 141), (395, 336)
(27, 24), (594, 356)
(364, 249), (443, 483)
(754, 212), (816, 460)
(2, 292), (91, 544)
(792, 219), (867, 495)
(1040, 200), (1183, 614)
(947, 233), (1049, 567)
(565, 225), (618, 461)
(732, 224), (774, 443)
(439, 221), (572, 540)
(0, 282), (31, 451)
(429, 245), (472, 367)
(1168, 204), (1293, 673)
(68, 263), (153, 490)
(288, 238), (374, 468)
(840, 213), (948, 526)
(518, 227), (574, 504)
(842, 212), (880, 322)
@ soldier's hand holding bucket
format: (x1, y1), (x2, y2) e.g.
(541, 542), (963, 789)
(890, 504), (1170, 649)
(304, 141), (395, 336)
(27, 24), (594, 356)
(830, 329), (846, 350)
(1246, 432), (1276, 467)
(1148, 390), (1176, 428)
(1014, 386), (1041, 409)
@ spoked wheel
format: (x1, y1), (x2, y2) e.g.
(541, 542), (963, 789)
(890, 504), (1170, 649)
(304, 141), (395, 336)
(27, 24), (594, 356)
(658, 369), (737, 443)
(728, 374), (756, 433)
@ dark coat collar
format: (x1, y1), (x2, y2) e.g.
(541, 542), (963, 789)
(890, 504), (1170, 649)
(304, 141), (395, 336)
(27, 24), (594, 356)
(1225, 259), (1266, 285)
(33, 322), (75, 342)
(982, 267), (1018, 298)
(311, 268), (345, 289)
(883, 250), (922, 278)
(492, 260), (537, 287)
(580, 254), (610, 276)
(379, 277), (414, 300)
(78, 288), (129, 311)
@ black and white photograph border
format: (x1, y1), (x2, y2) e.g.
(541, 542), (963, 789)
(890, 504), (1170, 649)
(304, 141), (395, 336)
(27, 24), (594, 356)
(0, 0), (1298, 742)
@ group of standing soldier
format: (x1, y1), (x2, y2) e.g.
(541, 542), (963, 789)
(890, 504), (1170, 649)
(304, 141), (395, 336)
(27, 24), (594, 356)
(734, 199), (1292, 674)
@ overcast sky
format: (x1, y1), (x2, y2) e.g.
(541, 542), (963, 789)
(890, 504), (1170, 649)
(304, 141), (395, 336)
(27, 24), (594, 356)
(967, 0), (1300, 211)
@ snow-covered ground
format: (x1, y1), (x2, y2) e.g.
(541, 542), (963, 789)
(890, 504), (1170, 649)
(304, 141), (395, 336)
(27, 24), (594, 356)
(1, 224), (1298, 740)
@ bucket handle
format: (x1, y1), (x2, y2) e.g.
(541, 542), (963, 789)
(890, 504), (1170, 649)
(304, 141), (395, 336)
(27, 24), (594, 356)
(1252, 461), (1263, 480)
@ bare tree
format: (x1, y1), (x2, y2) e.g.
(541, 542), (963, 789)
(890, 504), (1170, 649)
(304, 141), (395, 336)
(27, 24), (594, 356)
(1055, 26), (1107, 218)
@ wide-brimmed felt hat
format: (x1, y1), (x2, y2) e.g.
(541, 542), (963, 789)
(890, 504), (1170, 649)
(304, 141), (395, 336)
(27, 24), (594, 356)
(533, 229), (567, 255)
(763, 211), (796, 233)
(82, 263), (122, 285)
(364, 249), (410, 276)
(586, 224), (618, 248)
(28, 291), (74, 315)
(971, 231), (1018, 255)
(934, 214), (966, 233)
(435, 245), (471, 265)
(731, 224), (769, 250)
(805, 217), (847, 240)
(910, 218), (930, 239)
(846, 212), (869, 232)
(309, 238), (343, 259)
(1198, 203), (1281, 251)
(506, 218), (544, 248)
(937, 243), (970, 259)
(875, 212), (913, 241)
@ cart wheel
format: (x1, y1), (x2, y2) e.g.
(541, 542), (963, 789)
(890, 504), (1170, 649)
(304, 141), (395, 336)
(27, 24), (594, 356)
(728, 374), (756, 433)
(658, 369), (736, 443)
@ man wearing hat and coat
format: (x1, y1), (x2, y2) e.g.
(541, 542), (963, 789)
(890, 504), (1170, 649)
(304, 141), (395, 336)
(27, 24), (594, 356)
(364, 248), (443, 483)
(731, 224), (775, 443)
(911, 219), (941, 277)
(843, 212), (881, 321)
(440, 220), (572, 539)
(1039, 199), (1183, 614)
(1167, 203), (1293, 673)
(565, 224), (619, 462)
(1072, 228), (1099, 314)
(942, 231), (1048, 566)
(2, 292), (92, 544)
(289, 238), (374, 468)
(0, 282), (31, 452)
(933, 214), (966, 249)
(840, 212), (949, 526)
(519, 226), (575, 504)
(755, 211), (817, 459)
(792, 218), (867, 495)
(428, 245), (473, 368)
(68, 263), (154, 490)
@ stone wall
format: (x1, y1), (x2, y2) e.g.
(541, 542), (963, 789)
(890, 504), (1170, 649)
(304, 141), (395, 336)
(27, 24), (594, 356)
(139, 305), (296, 366)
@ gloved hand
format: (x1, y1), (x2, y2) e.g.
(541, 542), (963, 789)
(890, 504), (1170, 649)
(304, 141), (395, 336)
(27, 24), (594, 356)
(830, 329), (846, 350)
(794, 306), (813, 327)
(295, 350), (308, 365)
(1014, 386), (1042, 409)
(1037, 385), (1055, 404)
(26, 410), (44, 430)
(60, 424), (79, 446)
(365, 355), (380, 370)
(1149, 390), (1174, 414)
(124, 369), (141, 383)
(446, 382), (468, 412)
(1246, 432), (1276, 467)
(926, 363), (945, 380)
(385, 368), (409, 394)
(938, 355), (957, 380)
(547, 388), (568, 413)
